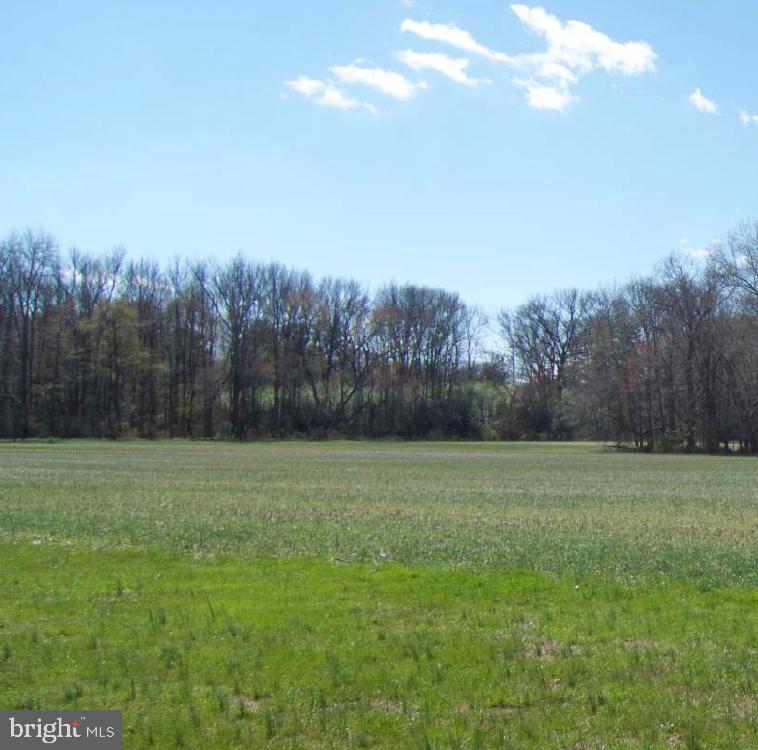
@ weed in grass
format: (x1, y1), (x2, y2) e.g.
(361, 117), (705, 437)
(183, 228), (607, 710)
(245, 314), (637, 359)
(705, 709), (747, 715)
(63, 682), (83, 701)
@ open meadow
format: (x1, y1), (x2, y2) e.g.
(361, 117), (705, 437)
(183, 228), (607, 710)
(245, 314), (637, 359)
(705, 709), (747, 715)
(0, 441), (755, 748)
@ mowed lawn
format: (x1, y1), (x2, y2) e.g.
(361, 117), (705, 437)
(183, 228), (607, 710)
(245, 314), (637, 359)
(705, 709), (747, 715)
(0, 442), (755, 748)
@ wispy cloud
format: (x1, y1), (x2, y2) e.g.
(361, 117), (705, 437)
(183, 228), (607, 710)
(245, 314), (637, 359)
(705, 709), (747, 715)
(508, 4), (656, 111)
(688, 88), (718, 114)
(285, 4), (657, 115)
(688, 247), (710, 259)
(517, 81), (576, 111)
(400, 19), (513, 63)
(739, 110), (758, 126)
(510, 5), (657, 76)
(400, 5), (656, 111)
(330, 64), (427, 101)
(679, 237), (713, 260)
(395, 50), (484, 86)
(285, 76), (375, 112)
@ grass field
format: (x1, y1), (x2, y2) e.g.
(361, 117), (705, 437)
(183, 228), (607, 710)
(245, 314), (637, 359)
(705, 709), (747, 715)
(0, 441), (755, 748)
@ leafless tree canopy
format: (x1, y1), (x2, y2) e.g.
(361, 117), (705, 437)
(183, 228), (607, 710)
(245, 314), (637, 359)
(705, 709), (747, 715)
(2, 222), (758, 451)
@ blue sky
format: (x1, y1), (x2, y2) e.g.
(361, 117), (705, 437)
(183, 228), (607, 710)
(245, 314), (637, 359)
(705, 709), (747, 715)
(2, 1), (758, 313)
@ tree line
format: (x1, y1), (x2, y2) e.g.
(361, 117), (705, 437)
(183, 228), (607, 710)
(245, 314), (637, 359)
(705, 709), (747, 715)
(2, 223), (758, 451)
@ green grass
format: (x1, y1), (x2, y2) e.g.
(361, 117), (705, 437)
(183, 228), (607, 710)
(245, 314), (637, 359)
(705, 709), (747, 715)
(0, 441), (756, 748)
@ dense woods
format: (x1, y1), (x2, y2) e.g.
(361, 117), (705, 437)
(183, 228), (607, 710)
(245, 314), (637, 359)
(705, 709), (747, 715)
(2, 223), (758, 451)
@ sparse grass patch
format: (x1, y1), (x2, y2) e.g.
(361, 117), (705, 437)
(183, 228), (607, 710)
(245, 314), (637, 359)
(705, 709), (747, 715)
(0, 544), (754, 748)
(0, 440), (756, 747)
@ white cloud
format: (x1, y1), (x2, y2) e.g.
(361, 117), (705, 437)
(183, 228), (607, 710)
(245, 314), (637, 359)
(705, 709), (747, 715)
(400, 19), (513, 64)
(510, 4), (657, 76)
(533, 59), (577, 85)
(284, 76), (375, 112)
(330, 64), (427, 101)
(395, 50), (483, 86)
(287, 5), (656, 116)
(517, 80), (575, 111)
(400, 6), (656, 112)
(688, 88), (718, 114)
(740, 110), (758, 126)
(687, 247), (710, 259)
(319, 87), (375, 112)
(286, 76), (325, 98)
(507, 5), (656, 111)
(679, 237), (714, 260)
